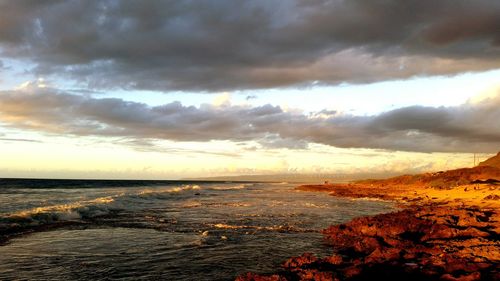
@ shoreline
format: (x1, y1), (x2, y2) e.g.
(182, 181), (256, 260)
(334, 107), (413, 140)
(237, 178), (499, 281)
(296, 181), (500, 209)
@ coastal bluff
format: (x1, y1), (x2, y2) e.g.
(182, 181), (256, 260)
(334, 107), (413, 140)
(479, 152), (500, 169)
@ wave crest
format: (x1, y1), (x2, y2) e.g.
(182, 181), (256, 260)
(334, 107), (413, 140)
(1, 185), (202, 227)
(209, 184), (250, 191)
(3, 196), (116, 225)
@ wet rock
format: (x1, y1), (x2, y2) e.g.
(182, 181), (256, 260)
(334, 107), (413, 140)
(341, 266), (362, 279)
(297, 269), (335, 281)
(321, 255), (343, 265)
(365, 247), (401, 263)
(282, 253), (318, 271)
(237, 205), (499, 281)
(440, 272), (481, 281)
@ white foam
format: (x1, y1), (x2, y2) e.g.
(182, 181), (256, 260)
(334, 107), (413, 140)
(4, 184), (207, 224)
(304, 202), (328, 208)
(209, 223), (303, 232)
(5, 196), (115, 224)
(209, 184), (248, 191)
(131, 185), (202, 200)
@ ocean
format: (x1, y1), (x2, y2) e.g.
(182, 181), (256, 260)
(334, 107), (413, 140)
(0, 179), (396, 280)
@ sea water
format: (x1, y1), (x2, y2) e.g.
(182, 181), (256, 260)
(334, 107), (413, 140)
(0, 179), (396, 280)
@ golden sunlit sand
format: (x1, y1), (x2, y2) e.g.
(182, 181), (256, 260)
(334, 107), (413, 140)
(299, 153), (500, 209)
(298, 182), (500, 208)
(403, 184), (500, 208)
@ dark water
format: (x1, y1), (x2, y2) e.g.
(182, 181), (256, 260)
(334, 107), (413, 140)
(0, 179), (396, 280)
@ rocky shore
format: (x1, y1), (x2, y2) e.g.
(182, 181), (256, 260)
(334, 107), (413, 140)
(238, 204), (499, 281)
(236, 154), (500, 281)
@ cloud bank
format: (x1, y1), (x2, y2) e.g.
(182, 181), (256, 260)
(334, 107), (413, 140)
(0, 85), (499, 153)
(0, 0), (499, 91)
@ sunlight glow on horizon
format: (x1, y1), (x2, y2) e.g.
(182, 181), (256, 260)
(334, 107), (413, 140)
(1, 57), (499, 179)
(1, 135), (491, 180)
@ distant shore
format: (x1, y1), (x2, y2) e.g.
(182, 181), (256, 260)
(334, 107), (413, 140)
(237, 161), (500, 281)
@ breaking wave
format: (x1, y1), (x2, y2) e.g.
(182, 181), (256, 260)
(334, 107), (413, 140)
(208, 184), (250, 191)
(3, 196), (116, 224)
(132, 185), (201, 199)
(0, 184), (204, 233)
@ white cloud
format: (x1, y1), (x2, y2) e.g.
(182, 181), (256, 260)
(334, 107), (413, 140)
(0, 85), (499, 153)
(212, 92), (232, 107)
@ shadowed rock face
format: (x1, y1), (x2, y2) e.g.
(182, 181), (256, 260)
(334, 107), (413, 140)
(236, 205), (500, 281)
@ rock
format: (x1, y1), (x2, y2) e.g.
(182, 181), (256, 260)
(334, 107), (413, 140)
(483, 194), (500, 200)
(365, 247), (401, 263)
(297, 269), (335, 281)
(282, 253), (318, 271)
(341, 266), (362, 279)
(321, 255), (343, 265)
(440, 272), (481, 281)
(478, 152), (500, 169)
(237, 205), (499, 281)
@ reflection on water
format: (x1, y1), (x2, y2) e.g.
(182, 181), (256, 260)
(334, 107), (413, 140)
(0, 181), (396, 280)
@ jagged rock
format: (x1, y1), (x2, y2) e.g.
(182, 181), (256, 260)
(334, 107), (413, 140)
(440, 272), (481, 281)
(237, 205), (499, 281)
(282, 253), (318, 271)
(321, 255), (343, 265)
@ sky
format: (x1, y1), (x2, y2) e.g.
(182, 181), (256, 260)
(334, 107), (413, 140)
(0, 0), (499, 179)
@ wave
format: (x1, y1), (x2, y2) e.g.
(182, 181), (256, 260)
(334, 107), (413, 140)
(348, 197), (394, 203)
(181, 201), (251, 209)
(208, 202), (251, 207)
(181, 201), (203, 208)
(208, 184), (249, 191)
(133, 185), (201, 199)
(1, 185), (202, 229)
(208, 223), (315, 233)
(2, 196), (116, 225)
(170, 184), (201, 192)
(138, 184), (200, 195)
(303, 202), (329, 208)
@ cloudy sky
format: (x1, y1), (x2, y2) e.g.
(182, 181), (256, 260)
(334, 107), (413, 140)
(0, 0), (499, 179)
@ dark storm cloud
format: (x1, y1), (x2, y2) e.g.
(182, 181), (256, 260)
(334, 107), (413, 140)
(0, 86), (499, 153)
(0, 0), (499, 92)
